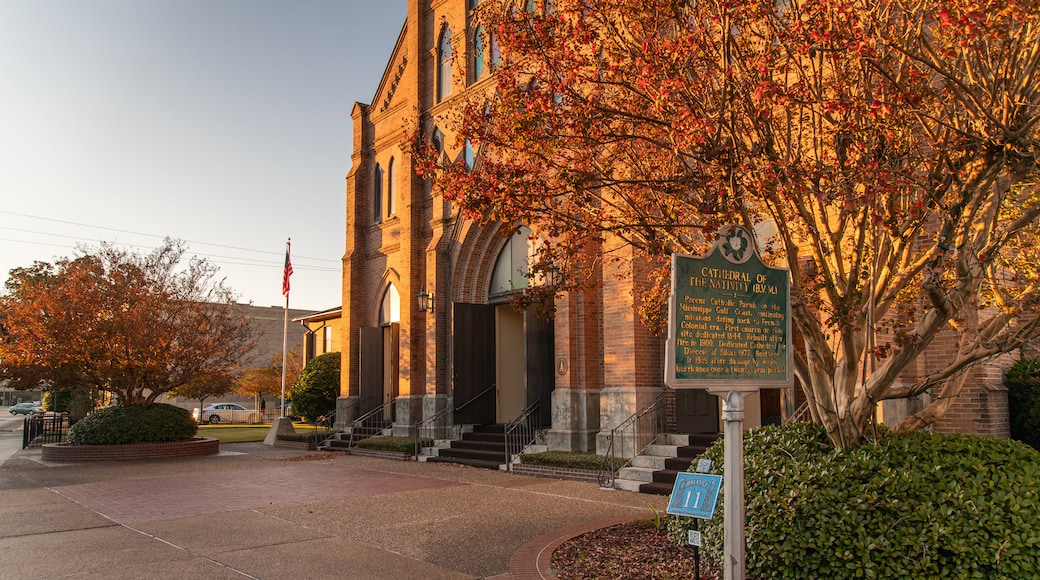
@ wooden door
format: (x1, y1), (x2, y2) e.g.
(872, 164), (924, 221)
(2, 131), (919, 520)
(359, 326), (383, 416)
(453, 303), (496, 424)
(382, 323), (399, 421)
(675, 389), (720, 433)
(496, 306), (525, 423)
(525, 308), (555, 427)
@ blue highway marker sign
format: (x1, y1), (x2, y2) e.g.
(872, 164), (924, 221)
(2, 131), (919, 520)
(666, 472), (723, 520)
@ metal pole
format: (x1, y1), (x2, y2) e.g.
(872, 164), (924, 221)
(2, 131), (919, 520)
(722, 390), (746, 580)
(694, 518), (701, 580)
(280, 239), (291, 419)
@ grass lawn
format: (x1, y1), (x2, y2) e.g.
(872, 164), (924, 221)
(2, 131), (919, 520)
(196, 422), (323, 444)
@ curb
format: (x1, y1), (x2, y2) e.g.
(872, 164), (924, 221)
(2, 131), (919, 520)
(507, 516), (639, 579)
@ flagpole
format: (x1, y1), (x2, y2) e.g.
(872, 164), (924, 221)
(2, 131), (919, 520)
(280, 238), (291, 419)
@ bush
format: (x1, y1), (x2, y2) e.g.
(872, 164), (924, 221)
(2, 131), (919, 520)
(519, 451), (610, 470)
(277, 431), (339, 444)
(668, 422), (1040, 579)
(1006, 357), (1040, 450)
(357, 436), (424, 453)
(288, 352), (340, 423)
(43, 389), (71, 413)
(67, 403), (198, 445)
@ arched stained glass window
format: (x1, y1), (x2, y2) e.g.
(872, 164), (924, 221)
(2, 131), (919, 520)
(473, 27), (486, 81)
(490, 33), (501, 68)
(438, 27), (453, 102)
(380, 284), (400, 325)
(373, 164), (383, 222)
(386, 157), (395, 217)
(432, 128), (444, 154)
(464, 139), (475, 170)
(489, 226), (532, 297)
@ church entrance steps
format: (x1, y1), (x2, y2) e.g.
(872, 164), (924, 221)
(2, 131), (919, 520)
(610, 433), (722, 495)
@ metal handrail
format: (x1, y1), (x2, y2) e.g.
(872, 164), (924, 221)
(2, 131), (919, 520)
(349, 401), (394, 447)
(598, 391), (669, 488)
(784, 401), (812, 424)
(413, 405), (454, 458)
(412, 384), (496, 458)
(455, 384), (496, 411)
(504, 401), (541, 469)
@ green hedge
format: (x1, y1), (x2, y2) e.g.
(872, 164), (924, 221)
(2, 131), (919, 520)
(357, 436), (426, 453)
(67, 404), (198, 445)
(519, 451), (609, 470)
(668, 423), (1040, 579)
(277, 431), (339, 444)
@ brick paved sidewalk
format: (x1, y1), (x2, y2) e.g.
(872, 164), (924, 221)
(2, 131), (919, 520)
(0, 443), (665, 579)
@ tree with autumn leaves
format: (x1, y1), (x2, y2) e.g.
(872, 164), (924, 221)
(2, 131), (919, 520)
(0, 240), (255, 408)
(234, 349), (303, 412)
(415, 0), (1040, 448)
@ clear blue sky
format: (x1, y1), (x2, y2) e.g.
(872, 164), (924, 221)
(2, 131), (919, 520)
(0, 0), (407, 311)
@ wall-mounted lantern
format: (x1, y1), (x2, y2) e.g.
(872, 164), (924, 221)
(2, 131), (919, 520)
(417, 288), (434, 313)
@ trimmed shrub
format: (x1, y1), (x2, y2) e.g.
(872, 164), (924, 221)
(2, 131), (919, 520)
(67, 403), (198, 445)
(1006, 357), (1040, 451)
(519, 451), (611, 470)
(277, 431), (340, 444)
(667, 422), (1040, 579)
(357, 436), (424, 453)
(288, 352), (340, 423)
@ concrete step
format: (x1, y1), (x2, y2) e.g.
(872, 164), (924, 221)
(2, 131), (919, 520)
(616, 466), (655, 483)
(612, 478), (645, 493)
(643, 444), (680, 457)
(631, 455), (667, 470)
(658, 434), (691, 446)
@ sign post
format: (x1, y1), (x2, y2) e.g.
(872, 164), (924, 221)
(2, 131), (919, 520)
(665, 225), (792, 580)
(667, 467), (722, 580)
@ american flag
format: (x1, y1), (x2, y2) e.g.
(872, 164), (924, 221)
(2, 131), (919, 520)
(282, 247), (293, 297)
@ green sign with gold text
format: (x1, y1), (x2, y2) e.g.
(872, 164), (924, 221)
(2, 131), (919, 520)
(665, 226), (792, 391)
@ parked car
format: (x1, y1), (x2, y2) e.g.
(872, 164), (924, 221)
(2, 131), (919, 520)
(195, 403), (259, 424)
(9, 402), (42, 415)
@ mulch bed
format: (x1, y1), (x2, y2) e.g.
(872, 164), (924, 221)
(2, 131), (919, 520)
(552, 519), (721, 580)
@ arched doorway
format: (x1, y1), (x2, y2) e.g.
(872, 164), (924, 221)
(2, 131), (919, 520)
(360, 284), (399, 421)
(452, 227), (554, 426)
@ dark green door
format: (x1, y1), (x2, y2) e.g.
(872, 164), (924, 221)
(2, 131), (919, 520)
(453, 303), (496, 424)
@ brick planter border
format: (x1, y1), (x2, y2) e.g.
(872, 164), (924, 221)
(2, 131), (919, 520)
(41, 437), (220, 462)
(348, 448), (413, 461)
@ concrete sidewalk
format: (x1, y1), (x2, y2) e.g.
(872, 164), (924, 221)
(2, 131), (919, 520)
(0, 443), (666, 579)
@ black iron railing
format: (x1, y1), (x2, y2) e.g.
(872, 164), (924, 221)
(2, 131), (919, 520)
(22, 413), (69, 449)
(504, 401), (541, 469)
(348, 402), (394, 447)
(412, 384), (495, 458)
(598, 392), (669, 488)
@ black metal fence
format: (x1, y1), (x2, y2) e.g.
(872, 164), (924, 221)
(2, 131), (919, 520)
(22, 413), (69, 449)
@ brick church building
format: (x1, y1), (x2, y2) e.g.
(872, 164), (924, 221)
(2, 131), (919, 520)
(334, 0), (1011, 457)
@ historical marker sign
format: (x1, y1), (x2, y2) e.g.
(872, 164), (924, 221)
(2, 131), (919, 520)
(665, 225), (792, 392)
